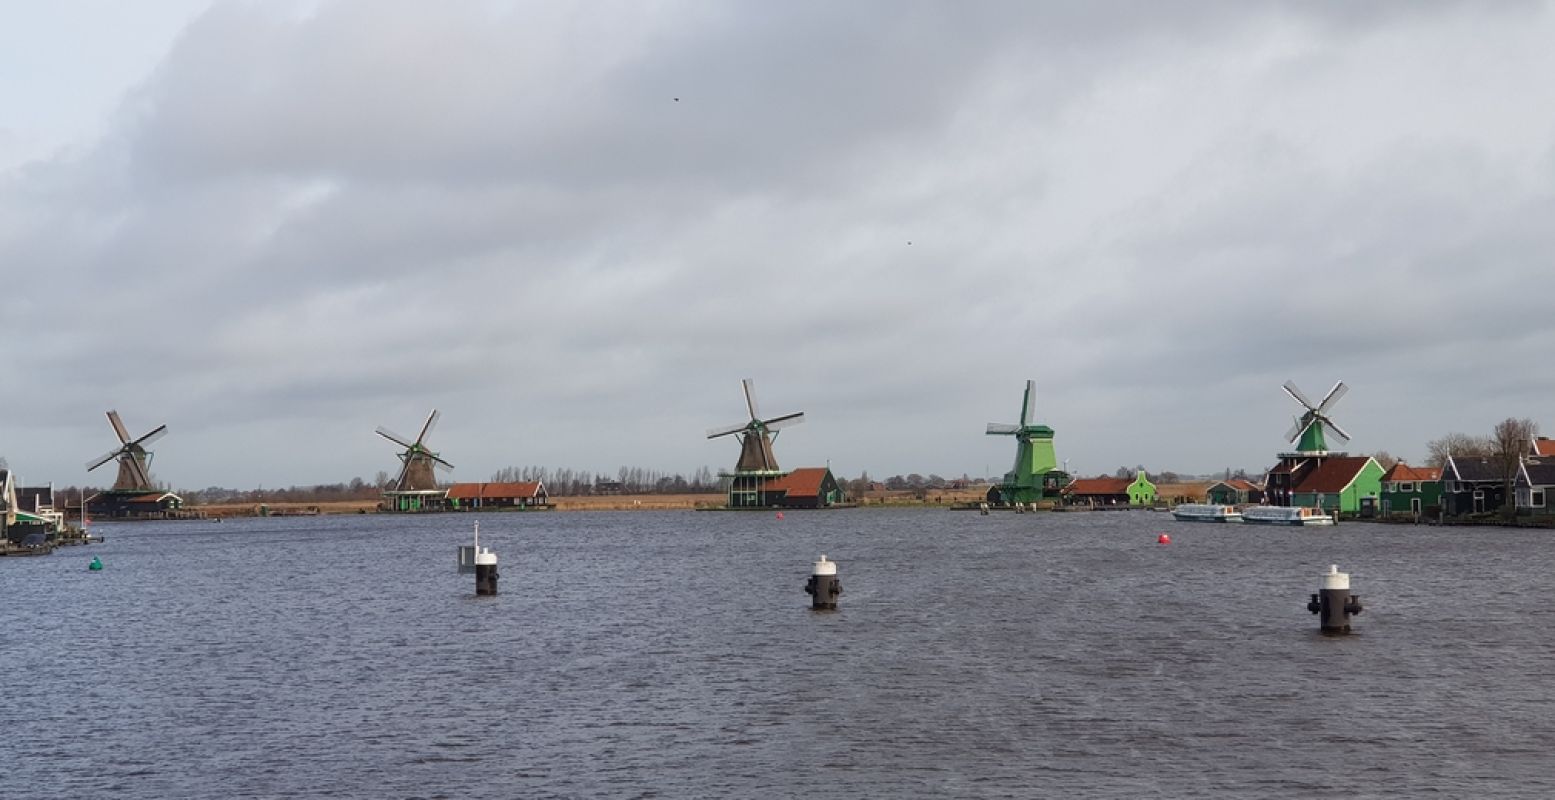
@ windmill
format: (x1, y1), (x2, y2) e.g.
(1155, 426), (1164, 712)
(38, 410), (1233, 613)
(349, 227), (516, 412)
(376, 409), (453, 492)
(86, 411), (167, 492)
(986, 380), (1060, 504)
(1281, 380), (1351, 454)
(706, 379), (804, 472)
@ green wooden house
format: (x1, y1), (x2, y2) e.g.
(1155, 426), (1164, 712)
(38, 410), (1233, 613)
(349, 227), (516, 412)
(1290, 456), (1384, 514)
(1127, 471), (1157, 506)
(1206, 478), (1263, 505)
(1378, 463), (1442, 518)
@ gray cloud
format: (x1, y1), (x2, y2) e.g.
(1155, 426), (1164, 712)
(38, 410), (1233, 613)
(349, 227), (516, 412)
(3, 1), (1553, 488)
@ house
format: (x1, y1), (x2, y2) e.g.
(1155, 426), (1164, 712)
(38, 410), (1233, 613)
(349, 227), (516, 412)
(1514, 462), (1555, 517)
(1063, 477), (1131, 506)
(87, 490), (184, 518)
(1263, 456), (1320, 506)
(1378, 463), (1442, 518)
(723, 467), (844, 509)
(1205, 478), (1264, 505)
(1531, 437), (1555, 458)
(760, 467), (845, 509)
(1289, 456), (1383, 515)
(1127, 471), (1157, 505)
(445, 481), (550, 510)
(1439, 456), (1509, 516)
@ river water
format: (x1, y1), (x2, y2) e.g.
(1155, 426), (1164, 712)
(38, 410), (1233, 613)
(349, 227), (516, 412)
(3, 509), (1552, 798)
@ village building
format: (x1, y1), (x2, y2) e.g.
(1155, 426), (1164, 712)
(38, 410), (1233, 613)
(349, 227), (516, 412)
(724, 467), (844, 509)
(1205, 478), (1263, 505)
(1514, 462), (1555, 518)
(1439, 456), (1509, 516)
(1063, 472), (1155, 506)
(445, 481), (551, 510)
(1379, 463), (1442, 518)
(1531, 436), (1555, 458)
(87, 490), (184, 519)
(1288, 456), (1383, 515)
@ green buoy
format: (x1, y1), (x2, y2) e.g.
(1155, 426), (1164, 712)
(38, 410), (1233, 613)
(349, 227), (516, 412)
(88, 556), (103, 571)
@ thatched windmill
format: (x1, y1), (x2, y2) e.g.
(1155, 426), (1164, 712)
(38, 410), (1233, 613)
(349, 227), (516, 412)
(86, 411), (167, 492)
(706, 379), (804, 473)
(376, 409), (453, 491)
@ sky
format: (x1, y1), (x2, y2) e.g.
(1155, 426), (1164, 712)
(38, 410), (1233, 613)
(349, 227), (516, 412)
(3, 0), (1554, 491)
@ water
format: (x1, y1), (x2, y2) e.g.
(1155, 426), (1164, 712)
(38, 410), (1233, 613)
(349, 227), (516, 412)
(3, 510), (1553, 798)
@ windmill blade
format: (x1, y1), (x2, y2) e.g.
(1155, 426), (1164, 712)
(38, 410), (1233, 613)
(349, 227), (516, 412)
(987, 423), (1020, 435)
(86, 447), (124, 471)
(741, 378), (759, 421)
(416, 409), (440, 445)
(1021, 380), (1036, 426)
(131, 424), (168, 449)
(432, 456), (455, 472)
(106, 410), (132, 443)
(1281, 380), (1317, 411)
(707, 421), (750, 439)
(763, 411), (805, 431)
(1322, 419), (1352, 445)
(376, 426), (415, 449)
(1316, 381), (1348, 416)
(1284, 416), (1307, 443)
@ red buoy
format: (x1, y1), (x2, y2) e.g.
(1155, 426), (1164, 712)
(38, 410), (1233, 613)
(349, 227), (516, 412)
(1157, 533), (1171, 545)
(776, 511), (785, 520)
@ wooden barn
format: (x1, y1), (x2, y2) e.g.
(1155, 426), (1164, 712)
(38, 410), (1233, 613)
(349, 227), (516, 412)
(724, 467), (843, 509)
(1288, 456), (1383, 514)
(1440, 456), (1509, 516)
(445, 481), (551, 510)
(87, 490), (184, 519)
(1062, 477), (1132, 506)
(1205, 478), (1264, 505)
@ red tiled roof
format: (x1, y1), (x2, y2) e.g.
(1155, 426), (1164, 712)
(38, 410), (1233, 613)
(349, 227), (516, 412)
(1381, 463), (1440, 483)
(1293, 456), (1375, 494)
(1533, 438), (1555, 457)
(1224, 478), (1259, 491)
(762, 468), (830, 498)
(446, 481), (543, 500)
(1064, 477), (1132, 495)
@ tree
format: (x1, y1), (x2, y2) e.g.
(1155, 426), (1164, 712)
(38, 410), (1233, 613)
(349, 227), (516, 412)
(1368, 451), (1400, 470)
(1425, 432), (1491, 467)
(1492, 418), (1539, 516)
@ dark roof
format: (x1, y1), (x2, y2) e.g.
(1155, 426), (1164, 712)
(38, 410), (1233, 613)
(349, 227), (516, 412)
(1520, 462), (1555, 487)
(762, 468), (831, 498)
(1381, 463), (1440, 483)
(1293, 456), (1376, 494)
(1064, 477), (1132, 495)
(1444, 456), (1502, 483)
(1209, 478), (1261, 491)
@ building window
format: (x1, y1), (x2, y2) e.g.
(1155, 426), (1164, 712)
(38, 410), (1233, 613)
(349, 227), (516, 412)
(1534, 489), (1547, 508)
(1398, 482), (1414, 493)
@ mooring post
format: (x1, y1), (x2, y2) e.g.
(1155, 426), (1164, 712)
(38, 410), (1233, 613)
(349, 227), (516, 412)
(804, 554), (841, 610)
(1306, 564), (1362, 633)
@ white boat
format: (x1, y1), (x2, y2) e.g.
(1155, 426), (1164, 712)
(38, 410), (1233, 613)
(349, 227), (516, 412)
(1171, 504), (1243, 523)
(1241, 505), (1336, 526)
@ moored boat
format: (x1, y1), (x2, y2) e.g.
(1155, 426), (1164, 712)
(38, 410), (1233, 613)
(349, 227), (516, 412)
(1171, 503), (1243, 523)
(1241, 505), (1336, 526)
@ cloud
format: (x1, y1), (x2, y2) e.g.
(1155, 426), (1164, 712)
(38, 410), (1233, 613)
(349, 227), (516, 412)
(3, 1), (1554, 488)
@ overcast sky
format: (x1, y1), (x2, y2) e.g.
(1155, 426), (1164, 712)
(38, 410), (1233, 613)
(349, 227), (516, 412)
(3, 1), (1553, 490)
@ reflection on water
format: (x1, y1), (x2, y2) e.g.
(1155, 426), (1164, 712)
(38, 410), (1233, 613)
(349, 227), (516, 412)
(3, 510), (1553, 798)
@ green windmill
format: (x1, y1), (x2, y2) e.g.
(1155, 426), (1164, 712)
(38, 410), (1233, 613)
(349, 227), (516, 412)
(986, 380), (1064, 505)
(1281, 380), (1351, 454)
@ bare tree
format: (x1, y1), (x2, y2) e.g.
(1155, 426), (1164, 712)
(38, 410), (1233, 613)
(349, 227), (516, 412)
(1425, 432), (1492, 467)
(1492, 418), (1539, 516)
(1368, 451), (1400, 470)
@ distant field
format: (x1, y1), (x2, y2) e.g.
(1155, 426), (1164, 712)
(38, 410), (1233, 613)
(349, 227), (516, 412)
(192, 482), (1214, 517)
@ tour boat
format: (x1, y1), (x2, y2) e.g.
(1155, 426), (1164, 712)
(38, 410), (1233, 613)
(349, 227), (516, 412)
(1171, 504), (1243, 523)
(1240, 505), (1336, 526)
